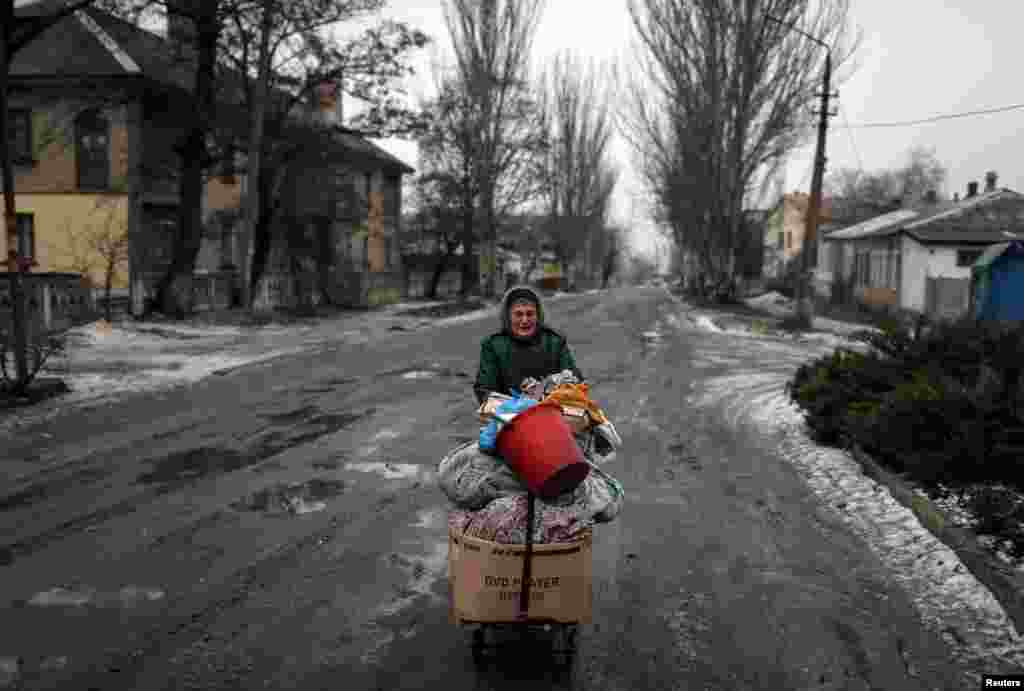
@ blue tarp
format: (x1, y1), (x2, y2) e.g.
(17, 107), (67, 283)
(973, 240), (1024, 321)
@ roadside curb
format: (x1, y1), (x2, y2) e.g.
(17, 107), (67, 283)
(848, 443), (1024, 636)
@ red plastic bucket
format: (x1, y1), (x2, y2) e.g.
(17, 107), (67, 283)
(496, 402), (590, 499)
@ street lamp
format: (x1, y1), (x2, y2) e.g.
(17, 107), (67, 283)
(767, 15), (834, 329)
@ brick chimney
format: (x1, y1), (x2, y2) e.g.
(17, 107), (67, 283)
(925, 189), (937, 204)
(985, 170), (998, 193)
(967, 181), (979, 198)
(314, 81), (343, 126)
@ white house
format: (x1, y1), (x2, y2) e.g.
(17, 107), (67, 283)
(820, 181), (1024, 320)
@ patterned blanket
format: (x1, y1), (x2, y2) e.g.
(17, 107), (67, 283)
(438, 440), (624, 544)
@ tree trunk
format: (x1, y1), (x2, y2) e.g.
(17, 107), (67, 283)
(0, 2), (30, 391)
(152, 6), (220, 318)
(241, 0), (274, 309)
(104, 258), (114, 322)
(248, 164), (277, 305)
(459, 203), (477, 297)
(427, 253), (446, 300)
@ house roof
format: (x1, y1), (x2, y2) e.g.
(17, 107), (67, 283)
(903, 228), (1021, 245)
(825, 209), (919, 240)
(11, 6), (413, 174)
(824, 189), (1024, 245)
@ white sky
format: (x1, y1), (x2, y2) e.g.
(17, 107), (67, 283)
(362, 1), (1024, 262)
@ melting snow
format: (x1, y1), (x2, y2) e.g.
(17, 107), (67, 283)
(27, 585), (164, 608)
(401, 370), (436, 380)
(689, 363), (1024, 681)
(344, 462), (428, 481)
(694, 315), (723, 333)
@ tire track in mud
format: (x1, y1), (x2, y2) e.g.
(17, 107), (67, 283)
(0, 407), (375, 567)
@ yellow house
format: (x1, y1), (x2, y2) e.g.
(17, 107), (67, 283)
(3, 7), (247, 308)
(7, 6), (411, 314)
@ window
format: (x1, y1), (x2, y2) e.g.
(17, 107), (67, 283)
(786, 231), (791, 249)
(956, 249), (983, 267)
(15, 213), (34, 259)
(75, 108), (110, 190)
(384, 236), (393, 269)
(382, 174), (400, 217)
(8, 109), (32, 163)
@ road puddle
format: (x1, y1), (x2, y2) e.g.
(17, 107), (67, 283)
(137, 447), (254, 486)
(231, 478), (346, 517)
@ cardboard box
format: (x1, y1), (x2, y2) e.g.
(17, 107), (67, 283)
(449, 528), (592, 624)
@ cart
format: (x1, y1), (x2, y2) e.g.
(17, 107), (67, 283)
(450, 494), (588, 678)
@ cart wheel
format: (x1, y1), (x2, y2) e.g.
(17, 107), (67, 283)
(471, 628), (486, 666)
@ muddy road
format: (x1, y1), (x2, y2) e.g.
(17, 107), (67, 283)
(0, 286), (1006, 689)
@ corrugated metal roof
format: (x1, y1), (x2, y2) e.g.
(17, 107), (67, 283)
(824, 208), (919, 240)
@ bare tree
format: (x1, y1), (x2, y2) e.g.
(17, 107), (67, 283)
(442, 0), (546, 297)
(415, 62), (547, 297)
(54, 198), (130, 321)
(540, 52), (617, 288)
(624, 0), (858, 301)
(214, 0), (428, 307)
(828, 146), (947, 214)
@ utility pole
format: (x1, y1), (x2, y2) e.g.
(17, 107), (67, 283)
(795, 50), (836, 329)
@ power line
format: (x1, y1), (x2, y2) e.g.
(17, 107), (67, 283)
(847, 102), (1024, 129)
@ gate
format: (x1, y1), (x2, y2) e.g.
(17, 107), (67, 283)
(925, 276), (970, 321)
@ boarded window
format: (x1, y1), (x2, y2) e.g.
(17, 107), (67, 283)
(76, 108), (110, 190)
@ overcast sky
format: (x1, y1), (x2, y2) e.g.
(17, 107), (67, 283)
(368, 1), (1024, 263)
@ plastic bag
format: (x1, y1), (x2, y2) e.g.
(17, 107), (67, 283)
(478, 394), (538, 451)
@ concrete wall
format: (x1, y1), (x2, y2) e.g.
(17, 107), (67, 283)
(900, 236), (974, 313)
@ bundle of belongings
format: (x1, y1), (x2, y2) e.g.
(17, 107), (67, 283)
(439, 370), (624, 544)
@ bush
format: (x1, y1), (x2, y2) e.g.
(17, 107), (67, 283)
(788, 316), (1024, 492)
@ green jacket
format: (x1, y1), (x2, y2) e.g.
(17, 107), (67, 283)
(473, 286), (583, 404)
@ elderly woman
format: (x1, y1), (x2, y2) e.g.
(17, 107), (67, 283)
(473, 285), (583, 405)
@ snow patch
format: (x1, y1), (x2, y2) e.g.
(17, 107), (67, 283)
(401, 370), (436, 380)
(690, 367), (1024, 681)
(27, 585), (164, 608)
(694, 315), (723, 333)
(345, 462), (428, 481)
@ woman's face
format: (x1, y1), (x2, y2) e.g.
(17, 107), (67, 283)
(509, 301), (538, 338)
